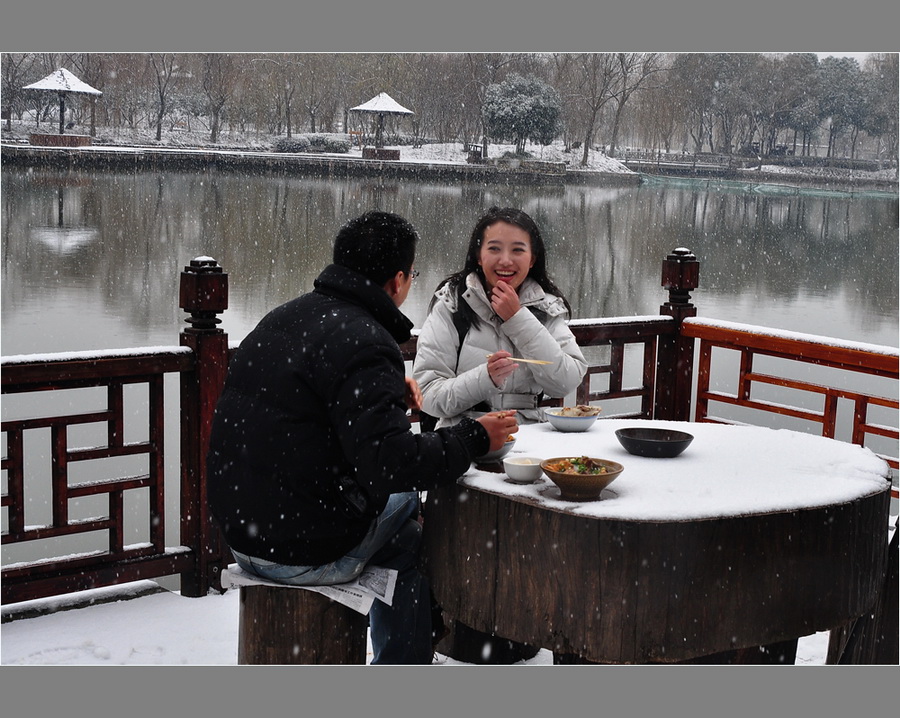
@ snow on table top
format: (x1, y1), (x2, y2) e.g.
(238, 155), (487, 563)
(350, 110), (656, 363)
(461, 419), (890, 521)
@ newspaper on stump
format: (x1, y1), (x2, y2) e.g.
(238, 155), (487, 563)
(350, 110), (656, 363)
(221, 563), (398, 614)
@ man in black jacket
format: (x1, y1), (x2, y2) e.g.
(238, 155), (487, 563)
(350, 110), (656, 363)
(208, 211), (517, 664)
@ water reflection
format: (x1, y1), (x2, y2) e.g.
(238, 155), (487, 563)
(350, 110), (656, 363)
(2, 167), (897, 355)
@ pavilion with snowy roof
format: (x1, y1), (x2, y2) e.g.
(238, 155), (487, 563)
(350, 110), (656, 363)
(350, 92), (414, 160)
(23, 68), (102, 145)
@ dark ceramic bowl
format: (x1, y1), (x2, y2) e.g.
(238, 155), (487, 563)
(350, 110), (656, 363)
(615, 427), (694, 458)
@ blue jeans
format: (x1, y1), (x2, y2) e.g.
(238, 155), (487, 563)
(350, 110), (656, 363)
(230, 492), (432, 665)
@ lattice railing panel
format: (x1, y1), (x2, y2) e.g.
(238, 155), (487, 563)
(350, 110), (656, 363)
(2, 375), (165, 559)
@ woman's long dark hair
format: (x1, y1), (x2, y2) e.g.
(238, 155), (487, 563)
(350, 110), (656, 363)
(429, 207), (572, 328)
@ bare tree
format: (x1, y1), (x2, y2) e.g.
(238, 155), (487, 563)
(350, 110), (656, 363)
(395, 53), (445, 145)
(104, 53), (150, 130)
(566, 53), (618, 166)
(198, 53), (235, 143)
(605, 53), (663, 157)
(251, 54), (299, 136)
(630, 55), (682, 153)
(68, 53), (107, 137)
(1, 53), (38, 131)
(668, 54), (719, 153)
(294, 54), (339, 133)
(148, 53), (180, 141)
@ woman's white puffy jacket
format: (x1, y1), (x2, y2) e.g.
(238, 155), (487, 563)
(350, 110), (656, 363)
(413, 273), (588, 427)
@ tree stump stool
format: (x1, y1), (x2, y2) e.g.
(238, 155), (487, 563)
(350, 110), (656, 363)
(224, 566), (368, 664)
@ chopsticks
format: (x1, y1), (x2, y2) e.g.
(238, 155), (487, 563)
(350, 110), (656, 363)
(485, 354), (553, 365)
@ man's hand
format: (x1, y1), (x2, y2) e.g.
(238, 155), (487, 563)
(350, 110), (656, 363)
(476, 410), (519, 452)
(404, 376), (423, 411)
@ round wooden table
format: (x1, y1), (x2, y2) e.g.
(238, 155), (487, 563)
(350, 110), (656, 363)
(422, 420), (892, 664)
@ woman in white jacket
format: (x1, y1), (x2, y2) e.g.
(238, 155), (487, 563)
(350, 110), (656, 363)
(413, 207), (587, 430)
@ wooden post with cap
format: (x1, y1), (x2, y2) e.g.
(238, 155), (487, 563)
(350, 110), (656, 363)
(655, 248), (700, 421)
(179, 257), (230, 596)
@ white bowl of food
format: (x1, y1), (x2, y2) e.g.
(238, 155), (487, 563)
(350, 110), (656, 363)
(502, 456), (544, 483)
(544, 405), (602, 433)
(474, 435), (516, 463)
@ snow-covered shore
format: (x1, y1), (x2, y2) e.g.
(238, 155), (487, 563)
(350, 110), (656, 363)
(2, 120), (634, 174)
(5, 120), (895, 186)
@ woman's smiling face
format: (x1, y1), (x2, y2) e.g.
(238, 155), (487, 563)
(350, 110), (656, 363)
(478, 221), (535, 291)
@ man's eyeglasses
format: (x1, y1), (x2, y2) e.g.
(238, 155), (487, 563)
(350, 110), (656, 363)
(409, 269), (420, 280)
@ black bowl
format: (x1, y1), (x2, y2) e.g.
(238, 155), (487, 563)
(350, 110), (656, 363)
(615, 427), (694, 458)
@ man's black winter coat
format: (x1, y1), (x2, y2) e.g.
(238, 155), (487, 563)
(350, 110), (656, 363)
(207, 264), (487, 565)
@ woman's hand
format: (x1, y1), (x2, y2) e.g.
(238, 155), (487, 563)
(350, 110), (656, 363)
(490, 280), (521, 322)
(486, 350), (519, 388)
(404, 376), (423, 411)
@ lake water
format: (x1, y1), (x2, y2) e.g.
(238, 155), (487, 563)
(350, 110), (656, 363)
(2, 167), (898, 354)
(2, 166), (897, 573)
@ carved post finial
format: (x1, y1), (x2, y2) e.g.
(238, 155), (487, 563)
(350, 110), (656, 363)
(661, 247), (699, 313)
(179, 256), (228, 332)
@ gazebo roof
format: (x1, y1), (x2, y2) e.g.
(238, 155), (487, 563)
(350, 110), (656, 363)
(350, 92), (413, 115)
(23, 68), (102, 96)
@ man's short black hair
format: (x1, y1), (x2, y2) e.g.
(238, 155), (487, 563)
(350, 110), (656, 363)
(333, 211), (418, 286)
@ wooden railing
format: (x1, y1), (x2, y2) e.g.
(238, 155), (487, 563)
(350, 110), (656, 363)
(3, 248), (897, 609)
(685, 317), (899, 495)
(619, 149), (743, 169)
(2, 348), (195, 604)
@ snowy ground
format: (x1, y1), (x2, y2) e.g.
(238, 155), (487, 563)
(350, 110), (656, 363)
(754, 162), (898, 182)
(0, 579), (831, 665)
(2, 120), (634, 173)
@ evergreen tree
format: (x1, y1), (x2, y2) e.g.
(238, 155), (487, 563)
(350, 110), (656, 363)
(482, 73), (562, 155)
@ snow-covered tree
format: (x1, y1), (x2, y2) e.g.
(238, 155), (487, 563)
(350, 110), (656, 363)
(862, 53), (898, 167)
(482, 73), (562, 155)
(817, 57), (865, 158)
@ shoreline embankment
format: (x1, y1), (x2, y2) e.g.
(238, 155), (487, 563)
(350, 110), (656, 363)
(3, 143), (896, 196)
(0, 143), (638, 187)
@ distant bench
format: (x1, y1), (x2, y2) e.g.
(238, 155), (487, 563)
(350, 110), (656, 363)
(30, 133), (92, 147)
(362, 147), (401, 161)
